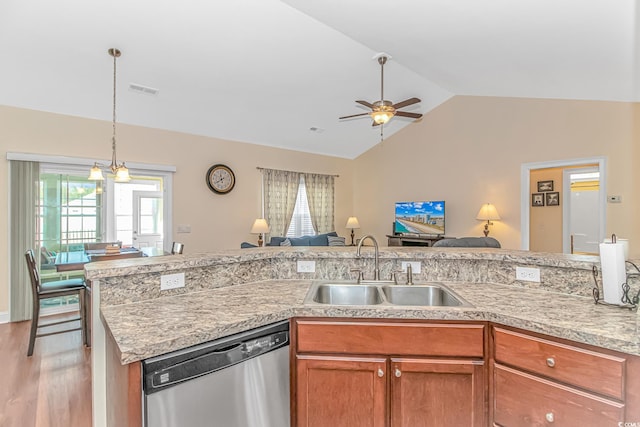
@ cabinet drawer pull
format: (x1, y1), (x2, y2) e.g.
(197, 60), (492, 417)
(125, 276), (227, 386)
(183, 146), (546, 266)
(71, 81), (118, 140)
(395, 368), (401, 377)
(377, 368), (384, 377)
(546, 357), (556, 368)
(545, 412), (554, 422)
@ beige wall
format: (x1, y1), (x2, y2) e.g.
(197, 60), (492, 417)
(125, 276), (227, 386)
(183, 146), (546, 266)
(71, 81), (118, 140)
(2, 96), (638, 315)
(529, 168), (563, 252)
(352, 96), (638, 256)
(0, 106), (354, 313)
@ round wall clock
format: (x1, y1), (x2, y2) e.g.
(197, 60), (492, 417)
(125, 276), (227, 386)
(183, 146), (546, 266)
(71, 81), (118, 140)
(206, 164), (236, 194)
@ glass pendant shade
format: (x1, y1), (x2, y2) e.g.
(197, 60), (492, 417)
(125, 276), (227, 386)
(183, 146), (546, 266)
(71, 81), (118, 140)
(88, 163), (105, 181)
(114, 164), (131, 182)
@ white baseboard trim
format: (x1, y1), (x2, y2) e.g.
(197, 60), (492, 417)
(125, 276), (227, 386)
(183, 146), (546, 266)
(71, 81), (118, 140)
(0, 312), (9, 324)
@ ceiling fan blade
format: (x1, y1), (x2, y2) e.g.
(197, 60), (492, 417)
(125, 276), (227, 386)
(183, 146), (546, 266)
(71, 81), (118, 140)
(392, 97), (421, 109)
(395, 111), (423, 119)
(355, 100), (374, 108)
(339, 112), (370, 120)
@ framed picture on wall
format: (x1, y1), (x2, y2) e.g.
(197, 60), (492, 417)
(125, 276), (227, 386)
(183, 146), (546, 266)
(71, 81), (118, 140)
(546, 192), (560, 206)
(532, 193), (545, 207)
(537, 180), (554, 192)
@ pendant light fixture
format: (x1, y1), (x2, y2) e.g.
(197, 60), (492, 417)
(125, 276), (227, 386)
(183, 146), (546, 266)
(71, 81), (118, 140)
(88, 48), (130, 182)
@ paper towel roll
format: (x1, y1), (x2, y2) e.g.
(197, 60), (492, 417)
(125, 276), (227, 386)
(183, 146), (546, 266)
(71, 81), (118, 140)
(603, 237), (629, 260)
(599, 242), (626, 304)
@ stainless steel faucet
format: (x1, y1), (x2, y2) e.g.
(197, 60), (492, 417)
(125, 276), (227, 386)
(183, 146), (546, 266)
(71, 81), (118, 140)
(356, 234), (380, 281)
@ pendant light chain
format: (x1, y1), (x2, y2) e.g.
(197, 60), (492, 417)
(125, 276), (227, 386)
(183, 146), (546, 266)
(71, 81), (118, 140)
(89, 48), (130, 182)
(111, 48), (118, 169)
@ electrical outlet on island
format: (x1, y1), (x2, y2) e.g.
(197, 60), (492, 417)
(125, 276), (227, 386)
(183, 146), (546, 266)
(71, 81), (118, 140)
(515, 267), (540, 283)
(161, 272), (185, 290)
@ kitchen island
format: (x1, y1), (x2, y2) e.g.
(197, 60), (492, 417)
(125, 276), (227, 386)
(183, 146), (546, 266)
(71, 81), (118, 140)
(85, 247), (640, 427)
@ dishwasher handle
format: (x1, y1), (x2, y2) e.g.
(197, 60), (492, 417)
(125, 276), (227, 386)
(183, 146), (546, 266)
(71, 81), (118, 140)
(145, 330), (289, 393)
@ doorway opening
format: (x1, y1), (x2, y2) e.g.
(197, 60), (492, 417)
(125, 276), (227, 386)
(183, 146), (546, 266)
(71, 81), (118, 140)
(520, 157), (606, 253)
(564, 167), (600, 255)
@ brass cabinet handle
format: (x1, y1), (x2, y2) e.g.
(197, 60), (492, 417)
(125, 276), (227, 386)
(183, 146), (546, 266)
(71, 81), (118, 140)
(395, 368), (401, 377)
(377, 368), (384, 377)
(546, 357), (556, 368)
(545, 412), (554, 422)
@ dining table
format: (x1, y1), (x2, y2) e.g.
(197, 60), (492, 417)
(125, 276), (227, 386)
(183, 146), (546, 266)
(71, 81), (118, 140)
(54, 247), (166, 272)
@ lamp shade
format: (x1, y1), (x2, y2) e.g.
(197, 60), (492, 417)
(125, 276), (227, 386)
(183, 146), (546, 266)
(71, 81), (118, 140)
(345, 217), (361, 229)
(88, 164), (105, 181)
(476, 203), (501, 221)
(250, 218), (270, 234)
(114, 165), (131, 182)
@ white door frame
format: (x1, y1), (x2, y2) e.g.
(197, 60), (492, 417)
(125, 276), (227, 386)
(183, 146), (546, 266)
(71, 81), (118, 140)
(520, 156), (607, 250)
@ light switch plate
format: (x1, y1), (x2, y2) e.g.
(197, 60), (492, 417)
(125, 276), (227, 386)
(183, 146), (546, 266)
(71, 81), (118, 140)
(161, 272), (185, 290)
(516, 267), (540, 282)
(607, 195), (622, 203)
(297, 260), (316, 273)
(401, 261), (421, 274)
(177, 224), (191, 233)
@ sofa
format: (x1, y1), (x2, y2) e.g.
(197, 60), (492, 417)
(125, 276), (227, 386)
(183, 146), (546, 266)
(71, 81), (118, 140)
(432, 237), (501, 248)
(241, 231), (344, 248)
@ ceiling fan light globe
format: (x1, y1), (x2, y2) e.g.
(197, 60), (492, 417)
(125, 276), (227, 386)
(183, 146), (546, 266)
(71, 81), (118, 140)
(371, 111), (393, 124)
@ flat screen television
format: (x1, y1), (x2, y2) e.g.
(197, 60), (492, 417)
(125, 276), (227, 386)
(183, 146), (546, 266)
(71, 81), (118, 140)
(394, 201), (445, 236)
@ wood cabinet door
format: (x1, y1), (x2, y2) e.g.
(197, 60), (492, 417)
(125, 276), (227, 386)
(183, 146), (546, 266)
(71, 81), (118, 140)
(296, 355), (388, 427)
(390, 358), (486, 427)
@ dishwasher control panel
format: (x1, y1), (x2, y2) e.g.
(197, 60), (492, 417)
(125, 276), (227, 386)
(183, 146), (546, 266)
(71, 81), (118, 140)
(142, 320), (290, 394)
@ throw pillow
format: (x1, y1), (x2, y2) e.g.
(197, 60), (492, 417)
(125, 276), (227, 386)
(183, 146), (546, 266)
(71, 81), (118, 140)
(327, 236), (346, 246)
(309, 234), (329, 246)
(280, 238), (292, 247)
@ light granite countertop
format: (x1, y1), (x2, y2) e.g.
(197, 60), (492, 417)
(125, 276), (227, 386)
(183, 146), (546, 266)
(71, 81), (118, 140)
(101, 279), (640, 364)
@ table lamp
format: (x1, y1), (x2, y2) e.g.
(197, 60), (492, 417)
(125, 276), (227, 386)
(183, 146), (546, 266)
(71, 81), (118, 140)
(345, 216), (361, 246)
(250, 218), (270, 247)
(476, 203), (500, 237)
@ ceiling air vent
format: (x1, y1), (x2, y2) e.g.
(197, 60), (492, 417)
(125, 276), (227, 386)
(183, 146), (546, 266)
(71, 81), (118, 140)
(129, 83), (159, 96)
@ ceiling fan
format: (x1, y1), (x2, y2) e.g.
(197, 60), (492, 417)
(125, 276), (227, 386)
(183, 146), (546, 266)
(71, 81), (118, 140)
(339, 53), (423, 128)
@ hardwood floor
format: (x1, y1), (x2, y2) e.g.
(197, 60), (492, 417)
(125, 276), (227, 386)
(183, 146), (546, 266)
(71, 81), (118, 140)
(0, 314), (92, 427)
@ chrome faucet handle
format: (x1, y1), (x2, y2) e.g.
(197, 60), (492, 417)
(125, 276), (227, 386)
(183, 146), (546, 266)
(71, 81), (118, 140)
(406, 263), (414, 286)
(350, 268), (364, 284)
(390, 271), (402, 284)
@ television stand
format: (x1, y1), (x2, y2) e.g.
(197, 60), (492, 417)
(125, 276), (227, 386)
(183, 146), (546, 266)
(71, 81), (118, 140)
(386, 234), (449, 247)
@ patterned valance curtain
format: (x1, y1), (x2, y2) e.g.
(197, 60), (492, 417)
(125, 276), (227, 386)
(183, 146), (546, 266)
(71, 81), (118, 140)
(262, 169), (301, 238)
(9, 160), (39, 321)
(303, 173), (335, 234)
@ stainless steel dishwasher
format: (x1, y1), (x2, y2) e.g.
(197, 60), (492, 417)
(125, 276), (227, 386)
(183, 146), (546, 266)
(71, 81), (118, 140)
(142, 320), (290, 427)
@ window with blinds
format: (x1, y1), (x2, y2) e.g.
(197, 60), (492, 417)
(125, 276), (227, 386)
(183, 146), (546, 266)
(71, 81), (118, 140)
(286, 176), (316, 237)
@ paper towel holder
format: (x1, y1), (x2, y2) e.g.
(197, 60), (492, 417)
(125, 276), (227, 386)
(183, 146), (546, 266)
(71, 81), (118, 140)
(592, 262), (640, 310)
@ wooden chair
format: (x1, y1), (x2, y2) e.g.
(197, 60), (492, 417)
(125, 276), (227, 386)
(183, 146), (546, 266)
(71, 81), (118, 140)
(171, 242), (184, 254)
(83, 241), (122, 251)
(24, 249), (89, 356)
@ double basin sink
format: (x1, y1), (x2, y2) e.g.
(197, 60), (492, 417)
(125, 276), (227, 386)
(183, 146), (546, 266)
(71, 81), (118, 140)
(303, 281), (471, 307)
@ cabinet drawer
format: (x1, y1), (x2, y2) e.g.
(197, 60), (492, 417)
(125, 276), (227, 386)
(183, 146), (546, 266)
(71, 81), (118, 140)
(296, 320), (485, 357)
(493, 327), (625, 400)
(494, 363), (624, 427)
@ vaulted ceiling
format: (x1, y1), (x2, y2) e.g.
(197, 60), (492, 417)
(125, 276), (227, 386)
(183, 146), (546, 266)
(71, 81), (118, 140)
(1, 0), (637, 159)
